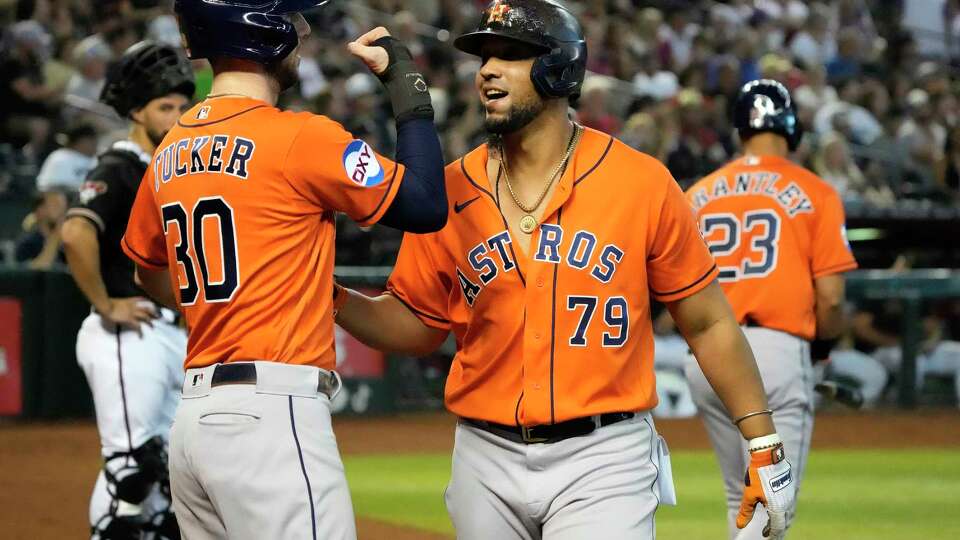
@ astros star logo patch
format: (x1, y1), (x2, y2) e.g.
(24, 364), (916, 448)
(488, 1), (511, 23)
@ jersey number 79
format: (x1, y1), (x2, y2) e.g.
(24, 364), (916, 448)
(161, 196), (240, 305)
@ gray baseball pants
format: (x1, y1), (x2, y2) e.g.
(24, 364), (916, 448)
(169, 362), (356, 540)
(444, 411), (670, 539)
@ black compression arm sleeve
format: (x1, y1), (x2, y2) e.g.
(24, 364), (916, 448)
(378, 117), (447, 233)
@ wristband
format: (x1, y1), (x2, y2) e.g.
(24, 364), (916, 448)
(733, 408), (772, 426)
(748, 433), (783, 452)
(371, 36), (434, 123)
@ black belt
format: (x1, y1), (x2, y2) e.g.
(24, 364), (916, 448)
(741, 317), (762, 328)
(462, 412), (635, 444)
(209, 362), (339, 398)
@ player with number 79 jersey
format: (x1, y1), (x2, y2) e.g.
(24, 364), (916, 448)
(333, 4), (796, 538)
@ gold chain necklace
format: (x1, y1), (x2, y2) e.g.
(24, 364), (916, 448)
(499, 124), (583, 234)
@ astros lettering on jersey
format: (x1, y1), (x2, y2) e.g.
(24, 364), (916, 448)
(122, 97), (405, 370)
(387, 127), (719, 426)
(686, 155), (857, 340)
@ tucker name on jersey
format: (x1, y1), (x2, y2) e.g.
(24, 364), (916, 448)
(153, 135), (257, 190)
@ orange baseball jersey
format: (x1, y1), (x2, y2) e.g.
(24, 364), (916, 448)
(122, 96), (404, 369)
(686, 155), (857, 341)
(387, 127), (718, 426)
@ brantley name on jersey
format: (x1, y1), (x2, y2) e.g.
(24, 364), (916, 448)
(688, 167), (814, 217)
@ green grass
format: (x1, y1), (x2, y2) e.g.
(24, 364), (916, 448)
(344, 449), (960, 539)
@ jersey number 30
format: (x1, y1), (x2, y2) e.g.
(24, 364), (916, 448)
(700, 210), (781, 282)
(161, 197), (239, 305)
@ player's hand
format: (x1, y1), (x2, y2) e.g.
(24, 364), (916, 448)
(347, 27), (391, 75)
(103, 297), (158, 334)
(736, 439), (795, 539)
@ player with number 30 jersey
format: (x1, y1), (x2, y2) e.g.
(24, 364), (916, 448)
(120, 1), (446, 538)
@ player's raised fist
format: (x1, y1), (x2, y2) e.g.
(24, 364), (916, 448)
(348, 27), (392, 75)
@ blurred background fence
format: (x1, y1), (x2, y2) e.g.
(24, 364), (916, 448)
(2, 267), (957, 420)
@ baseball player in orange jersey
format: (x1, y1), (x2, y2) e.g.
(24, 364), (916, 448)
(684, 79), (858, 539)
(120, 1), (448, 538)
(334, 2), (795, 539)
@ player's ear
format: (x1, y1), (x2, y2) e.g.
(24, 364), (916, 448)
(129, 106), (146, 125)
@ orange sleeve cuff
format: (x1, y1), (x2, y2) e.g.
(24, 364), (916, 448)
(813, 260), (858, 279)
(385, 286), (451, 331)
(121, 236), (167, 270)
(651, 264), (719, 303)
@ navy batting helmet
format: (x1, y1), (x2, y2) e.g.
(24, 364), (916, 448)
(174, 0), (329, 64)
(101, 41), (195, 117)
(454, 0), (587, 99)
(733, 79), (803, 151)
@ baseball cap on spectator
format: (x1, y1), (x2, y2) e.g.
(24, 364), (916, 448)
(72, 36), (113, 66)
(3, 20), (53, 62)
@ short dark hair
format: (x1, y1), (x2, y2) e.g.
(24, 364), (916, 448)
(62, 122), (98, 144)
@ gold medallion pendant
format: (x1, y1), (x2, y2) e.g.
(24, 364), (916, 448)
(519, 215), (538, 234)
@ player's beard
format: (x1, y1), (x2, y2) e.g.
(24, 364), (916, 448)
(146, 126), (168, 147)
(485, 96), (545, 135)
(272, 52), (301, 93)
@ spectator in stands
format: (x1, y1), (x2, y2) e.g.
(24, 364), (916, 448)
(813, 131), (868, 203)
(795, 64), (839, 125)
(633, 7), (666, 60)
(826, 27), (864, 85)
(65, 36), (112, 104)
(813, 129), (895, 209)
(814, 80), (884, 146)
(15, 190), (67, 269)
(102, 23), (138, 61)
(937, 124), (960, 202)
(665, 88), (728, 185)
(0, 21), (59, 150)
(897, 88), (947, 184)
(621, 112), (668, 162)
(632, 51), (679, 102)
(35, 122), (98, 193)
(578, 76), (621, 134)
(789, 7), (836, 68)
(659, 7), (699, 72)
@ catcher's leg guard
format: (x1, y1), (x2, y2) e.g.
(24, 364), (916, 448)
(92, 436), (174, 539)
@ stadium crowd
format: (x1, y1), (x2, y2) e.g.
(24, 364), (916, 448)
(1, 0), (959, 408)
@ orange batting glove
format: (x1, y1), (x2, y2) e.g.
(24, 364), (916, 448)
(737, 434), (796, 539)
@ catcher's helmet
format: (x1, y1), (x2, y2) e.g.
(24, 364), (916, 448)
(454, 0), (587, 99)
(101, 41), (195, 117)
(174, 0), (329, 64)
(733, 79), (803, 151)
